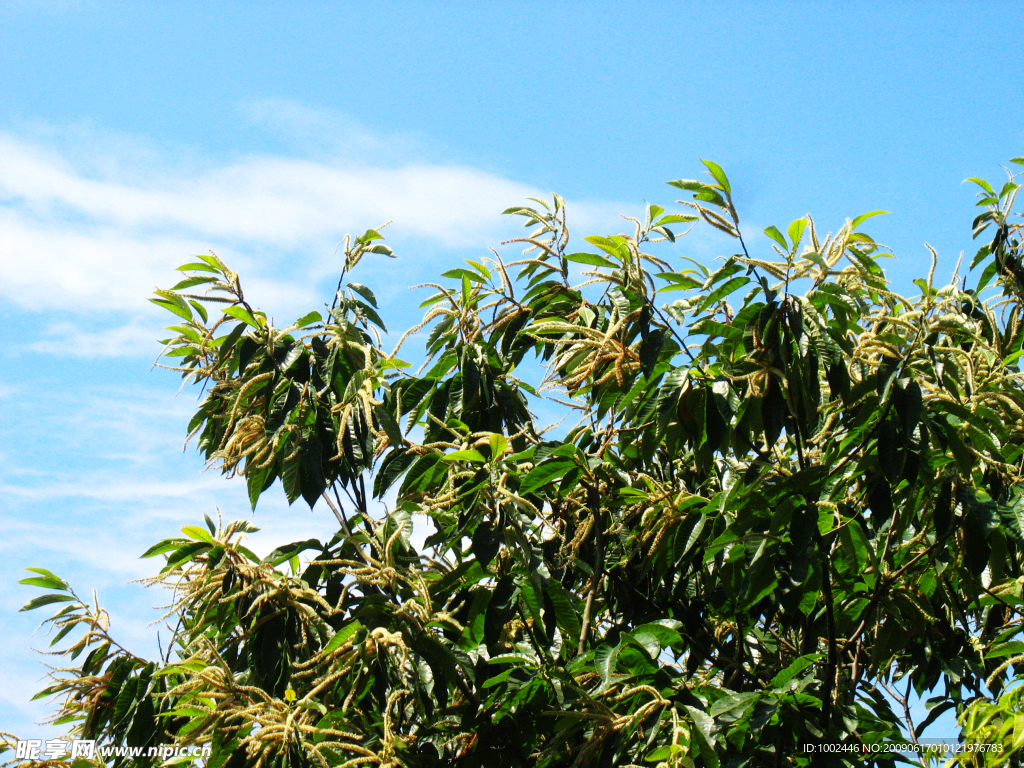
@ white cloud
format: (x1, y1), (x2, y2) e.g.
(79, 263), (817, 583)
(237, 98), (429, 163)
(0, 111), (630, 358)
(26, 320), (165, 358)
(0, 132), (543, 248)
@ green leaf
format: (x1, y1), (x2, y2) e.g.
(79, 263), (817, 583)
(998, 181), (1020, 200)
(352, 298), (388, 331)
(223, 306), (260, 327)
(697, 276), (750, 312)
(482, 668), (515, 689)
(171, 275), (217, 291)
(181, 525), (216, 545)
(471, 520), (502, 568)
(149, 295), (192, 321)
(520, 579), (545, 632)
(986, 640), (1024, 659)
(787, 218), (807, 248)
(701, 159), (731, 195)
(293, 311), (322, 328)
(485, 576), (518, 649)
(139, 539), (188, 559)
(977, 260), (1000, 292)
(357, 228), (384, 244)
(710, 691), (759, 719)
(801, 250), (830, 271)
(19, 570), (68, 591)
(666, 179), (706, 192)
(160, 707), (211, 718)
(654, 213), (698, 226)
(20, 594), (77, 611)
(685, 705), (719, 768)
(264, 538), (322, 567)
(164, 541), (213, 571)
(489, 433), (509, 458)
(640, 328), (665, 378)
(771, 653), (821, 688)
(519, 457), (575, 496)
(189, 299), (209, 323)
(375, 403), (403, 447)
(347, 283), (378, 307)
(691, 318), (742, 341)
(442, 449), (486, 463)
(763, 226), (788, 250)
(321, 621), (363, 654)
(839, 521), (869, 573)
(963, 507), (992, 576)
(374, 449), (418, 499)
(850, 210), (888, 229)
(630, 620), (681, 654)
(545, 580), (581, 648)
(594, 642), (620, 691)
(656, 272), (702, 288)
(176, 261), (221, 273)
(966, 177), (996, 196)
(441, 268), (486, 283)
(564, 252), (617, 269)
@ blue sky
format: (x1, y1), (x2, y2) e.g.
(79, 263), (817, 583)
(2, 0), (1022, 741)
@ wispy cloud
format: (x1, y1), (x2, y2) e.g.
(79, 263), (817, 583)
(0, 106), (627, 358)
(236, 99), (431, 163)
(0, 131), (542, 248)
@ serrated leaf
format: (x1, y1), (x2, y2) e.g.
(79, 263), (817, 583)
(223, 306), (259, 327)
(966, 177), (996, 196)
(293, 311), (322, 328)
(697, 276), (750, 312)
(850, 210), (888, 229)
(701, 159), (731, 195)
(441, 268), (486, 283)
(18, 575), (68, 590)
(176, 261), (220, 273)
(686, 705), (720, 768)
(442, 449), (486, 463)
(20, 594), (77, 611)
(181, 525), (216, 545)
(19, 569), (68, 590)
(348, 283), (378, 307)
(640, 328), (665, 378)
(322, 621), (363, 654)
(654, 213), (698, 226)
(375, 403), (403, 447)
(149, 296), (192, 321)
(519, 457), (574, 496)
(764, 226), (788, 250)
(771, 653), (821, 688)
(986, 640), (1024, 659)
(787, 218), (807, 248)
(139, 539), (188, 559)
(163, 541), (212, 571)
(595, 643), (620, 691)
(564, 252), (617, 269)
(489, 433), (509, 458)
(171, 275), (217, 291)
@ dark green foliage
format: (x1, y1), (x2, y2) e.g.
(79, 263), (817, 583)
(14, 159), (1024, 767)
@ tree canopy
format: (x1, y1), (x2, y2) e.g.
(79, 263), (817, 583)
(10, 157), (1024, 768)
